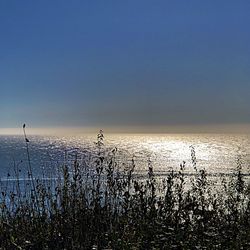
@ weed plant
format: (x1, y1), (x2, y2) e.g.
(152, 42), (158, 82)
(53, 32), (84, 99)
(0, 129), (249, 249)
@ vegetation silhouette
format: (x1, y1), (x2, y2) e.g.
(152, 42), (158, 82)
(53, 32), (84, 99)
(0, 127), (249, 249)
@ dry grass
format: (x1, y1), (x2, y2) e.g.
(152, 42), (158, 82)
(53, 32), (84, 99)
(0, 130), (249, 249)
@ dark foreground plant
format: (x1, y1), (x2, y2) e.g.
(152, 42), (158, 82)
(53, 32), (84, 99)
(0, 130), (249, 249)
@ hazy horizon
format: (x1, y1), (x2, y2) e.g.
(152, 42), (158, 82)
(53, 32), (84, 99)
(1, 123), (250, 136)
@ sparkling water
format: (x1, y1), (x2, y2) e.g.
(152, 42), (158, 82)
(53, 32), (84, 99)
(0, 133), (250, 180)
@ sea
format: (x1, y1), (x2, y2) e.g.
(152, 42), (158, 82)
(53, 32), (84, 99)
(0, 133), (250, 182)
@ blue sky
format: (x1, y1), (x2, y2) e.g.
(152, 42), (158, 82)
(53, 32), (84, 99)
(1, 1), (250, 130)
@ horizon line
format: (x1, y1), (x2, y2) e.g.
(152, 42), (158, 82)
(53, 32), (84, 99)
(1, 123), (250, 135)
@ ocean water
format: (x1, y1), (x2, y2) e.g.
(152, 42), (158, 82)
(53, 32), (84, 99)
(0, 133), (250, 180)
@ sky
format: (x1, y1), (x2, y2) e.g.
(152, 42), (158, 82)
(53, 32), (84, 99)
(0, 1), (250, 132)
